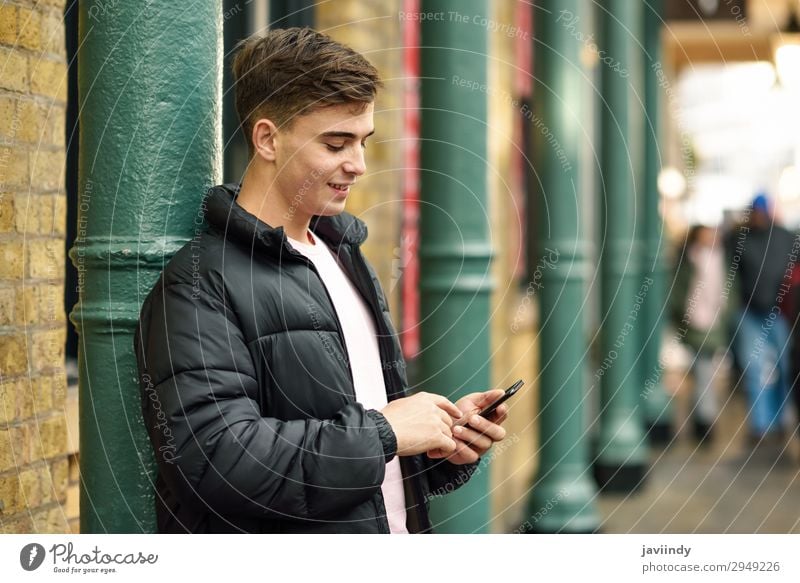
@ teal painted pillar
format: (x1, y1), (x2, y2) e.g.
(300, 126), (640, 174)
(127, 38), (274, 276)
(521, 0), (600, 533)
(640, 0), (673, 444)
(593, 0), (649, 492)
(419, 0), (493, 533)
(71, 1), (222, 532)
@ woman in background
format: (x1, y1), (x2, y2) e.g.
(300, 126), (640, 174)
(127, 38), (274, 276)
(670, 225), (729, 445)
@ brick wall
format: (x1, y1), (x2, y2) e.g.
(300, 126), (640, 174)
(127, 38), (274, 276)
(0, 0), (70, 533)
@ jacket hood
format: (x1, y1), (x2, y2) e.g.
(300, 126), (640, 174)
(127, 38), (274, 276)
(203, 183), (368, 255)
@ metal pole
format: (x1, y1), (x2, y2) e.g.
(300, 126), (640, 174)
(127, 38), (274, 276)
(593, 0), (649, 493)
(640, 0), (673, 444)
(419, 0), (493, 533)
(72, 1), (222, 532)
(521, 0), (600, 534)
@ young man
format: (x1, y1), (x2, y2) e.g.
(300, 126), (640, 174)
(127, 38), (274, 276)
(134, 27), (508, 534)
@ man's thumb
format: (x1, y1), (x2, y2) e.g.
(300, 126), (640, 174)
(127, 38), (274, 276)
(480, 389), (505, 406)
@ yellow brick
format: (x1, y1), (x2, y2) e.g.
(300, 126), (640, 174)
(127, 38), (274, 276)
(0, 4), (17, 46)
(14, 283), (36, 324)
(0, 240), (24, 279)
(0, 193), (14, 232)
(32, 504), (68, 533)
(15, 193), (57, 235)
(26, 423), (44, 464)
(29, 57), (66, 101)
(52, 193), (66, 235)
(30, 327), (65, 370)
(0, 473), (22, 515)
(39, 466), (56, 504)
(14, 193), (38, 234)
(45, 104), (65, 148)
(0, 96), (19, 140)
(51, 371), (66, 409)
(30, 149), (64, 191)
(39, 462), (54, 502)
(0, 426), (22, 470)
(39, 283), (64, 323)
(65, 482), (78, 517)
(0, 147), (30, 188)
(0, 333), (28, 376)
(17, 7), (42, 52)
(38, 194), (57, 235)
(18, 466), (42, 508)
(0, 513), (33, 534)
(0, 48), (29, 92)
(48, 457), (68, 502)
(0, 379), (15, 424)
(0, 284), (16, 327)
(41, 12), (65, 56)
(16, 377), (34, 420)
(32, 374), (55, 416)
(16, 98), (46, 144)
(38, 413), (66, 459)
(27, 238), (63, 279)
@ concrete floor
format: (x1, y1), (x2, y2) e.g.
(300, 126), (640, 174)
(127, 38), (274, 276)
(597, 369), (800, 534)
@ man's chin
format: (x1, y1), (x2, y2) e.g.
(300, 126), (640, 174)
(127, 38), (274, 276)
(315, 202), (348, 216)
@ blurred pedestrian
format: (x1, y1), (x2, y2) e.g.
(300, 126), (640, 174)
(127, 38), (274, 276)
(670, 225), (729, 444)
(727, 194), (795, 443)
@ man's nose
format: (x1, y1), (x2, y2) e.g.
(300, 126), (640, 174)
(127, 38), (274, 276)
(343, 146), (366, 176)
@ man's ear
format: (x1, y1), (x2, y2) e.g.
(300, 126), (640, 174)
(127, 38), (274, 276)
(251, 118), (279, 162)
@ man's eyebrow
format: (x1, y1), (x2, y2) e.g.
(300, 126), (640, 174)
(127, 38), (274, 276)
(319, 129), (375, 140)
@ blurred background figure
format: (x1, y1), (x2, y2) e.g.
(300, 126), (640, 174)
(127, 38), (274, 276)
(785, 228), (800, 441)
(670, 225), (729, 445)
(727, 194), (795, 444)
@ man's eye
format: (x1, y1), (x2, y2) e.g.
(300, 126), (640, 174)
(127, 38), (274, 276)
(361, 141), (367, 150)
(326, 144), (344, 152)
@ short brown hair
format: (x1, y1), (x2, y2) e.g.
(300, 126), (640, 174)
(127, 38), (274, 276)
(232, 27), (382, 155)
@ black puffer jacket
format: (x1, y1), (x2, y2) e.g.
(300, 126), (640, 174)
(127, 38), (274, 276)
(134, 183), (477, 533)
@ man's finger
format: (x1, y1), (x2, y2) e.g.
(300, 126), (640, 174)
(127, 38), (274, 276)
(438, 435), (457, 454)
(438, 408), (454, 427)
(453, 406), (481, 427)
(478, 389), (505, 406)
(451, 441), (480, 464)
(466, 414), (507, 442)
(453, 425), (492, 451)
(433, 395), (463, 419)
(487, 404), (509, 425)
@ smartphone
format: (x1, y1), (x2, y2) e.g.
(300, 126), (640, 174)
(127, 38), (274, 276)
(479, 379), (524, 418)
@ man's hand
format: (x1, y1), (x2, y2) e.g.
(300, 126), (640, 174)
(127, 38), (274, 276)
(380, 392), (462, 457)
(428, 389), (509, 464)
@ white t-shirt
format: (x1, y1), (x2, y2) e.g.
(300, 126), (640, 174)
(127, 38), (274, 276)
(286, 229), (409, 534)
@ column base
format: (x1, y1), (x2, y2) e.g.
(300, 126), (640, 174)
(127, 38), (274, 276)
(594, 462), (647, 493)
(646, 421), (672, 445)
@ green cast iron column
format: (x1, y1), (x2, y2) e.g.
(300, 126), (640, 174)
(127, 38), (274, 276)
(419, 0), (494, 533)
(521, 0), (600, 533)
(593, 0), (649, 492)
(640, 0), (673, 444)
(71, 2), (222, 532)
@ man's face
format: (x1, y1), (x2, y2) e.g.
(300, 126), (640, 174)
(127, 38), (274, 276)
(272, 101), (374, 219)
